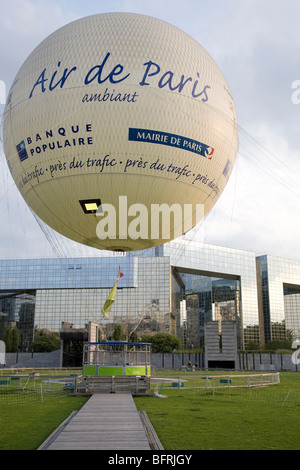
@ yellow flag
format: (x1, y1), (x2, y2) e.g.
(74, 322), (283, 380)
(101, 267), (124, 318)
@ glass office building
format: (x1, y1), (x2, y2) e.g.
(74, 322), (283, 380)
(166, 241), (259, 349)
(256, 254), (300, 344)
(0, 240), (299, 351)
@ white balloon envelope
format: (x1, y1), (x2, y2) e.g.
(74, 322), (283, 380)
(2, 12), (238, 251)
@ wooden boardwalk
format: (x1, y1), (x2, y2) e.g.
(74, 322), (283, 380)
(39, 393), (152, 450)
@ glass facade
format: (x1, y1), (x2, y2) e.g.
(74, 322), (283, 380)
(166, 241), (259, 349)
(0, 255), (171, 347)
(257, 254), (300, 343)
(0, 241), (299, 351)
(171, 272), (241, 349)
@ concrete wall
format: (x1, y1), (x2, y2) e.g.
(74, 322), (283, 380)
(152, 352), (299, 372)
(238, 352), (299, 372)
(1, 350), (299, 372)
(3, 349), (62, 368)
(151, 352), (205, 370)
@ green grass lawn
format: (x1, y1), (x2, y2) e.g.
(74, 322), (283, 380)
(0, 370), (299, 450)
(0, 369), (88, 450)
(135, 392), (299, 450)
(134, 372), (300, 450)
(0, 392), (89, 450)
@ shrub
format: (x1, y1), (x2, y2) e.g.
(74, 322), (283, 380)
(30, 332), (61, 352)
(141, 333), (181, 353)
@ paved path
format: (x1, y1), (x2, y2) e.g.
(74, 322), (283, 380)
(40, 393), (151, 450)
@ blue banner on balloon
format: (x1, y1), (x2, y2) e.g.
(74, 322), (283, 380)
(128, 128), (214, 159)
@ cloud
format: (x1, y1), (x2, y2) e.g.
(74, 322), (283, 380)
(201, 1), (300, 148)
(0, 0), (78, 86)
(203, 125), (300, 258)
(0, 0), (78, 36)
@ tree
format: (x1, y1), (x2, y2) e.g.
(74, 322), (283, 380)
(112, 324), (124, 341)
(4, 329), (12, 352)
(245, 341), (260, 351)
(265, 339), (292, 351)
(30, 332), (61, 352)
(141, 333), (181, 353)
(11, 328), (19, 352)
(4, 327), (19, 352)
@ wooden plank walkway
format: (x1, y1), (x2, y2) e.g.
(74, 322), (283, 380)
(39, 393), (151, 450)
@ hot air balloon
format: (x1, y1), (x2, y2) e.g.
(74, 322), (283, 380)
(2, 12), (238, 252)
